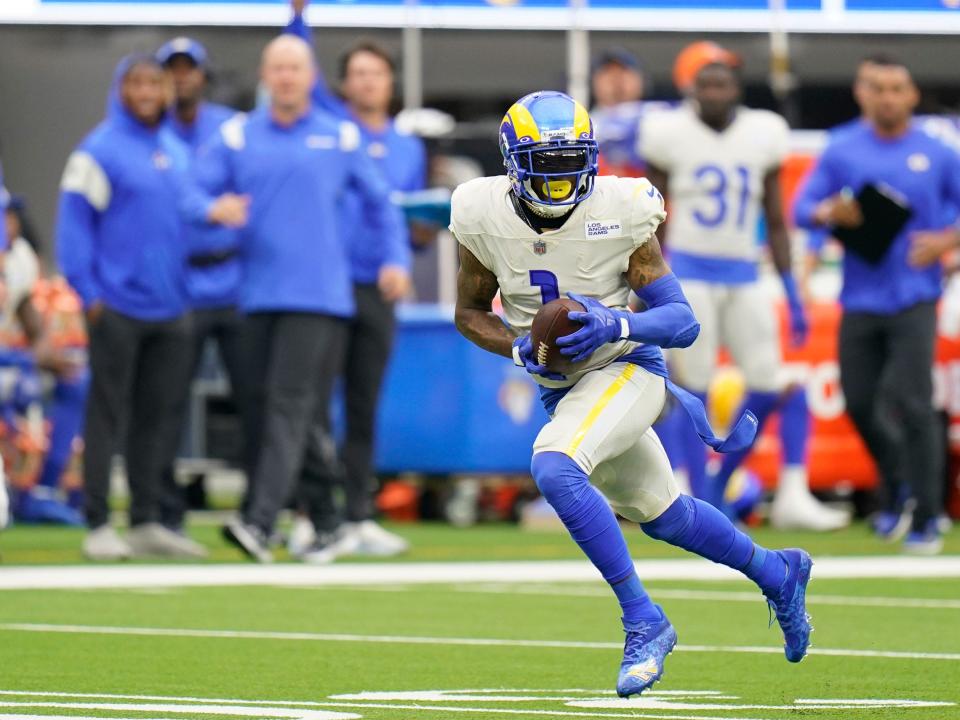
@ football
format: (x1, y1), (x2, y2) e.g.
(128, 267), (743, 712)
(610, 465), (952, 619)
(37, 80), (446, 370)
(530, 298), (585, 375)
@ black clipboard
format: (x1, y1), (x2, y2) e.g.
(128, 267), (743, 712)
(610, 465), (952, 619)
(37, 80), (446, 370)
(831, 183), (913, 265)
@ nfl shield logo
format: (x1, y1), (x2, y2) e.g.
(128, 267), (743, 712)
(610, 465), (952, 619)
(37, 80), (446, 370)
(533, 240), (547, 255)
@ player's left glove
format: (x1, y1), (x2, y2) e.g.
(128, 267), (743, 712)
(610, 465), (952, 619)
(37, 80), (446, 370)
(557, 292), (622, 363)
(781, 273), (809, 347)
(512, 334), (566, 381)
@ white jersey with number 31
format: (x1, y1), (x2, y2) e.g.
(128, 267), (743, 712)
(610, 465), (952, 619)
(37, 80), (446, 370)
(640, 104), (789, 264)
(450, 174), (666, 386)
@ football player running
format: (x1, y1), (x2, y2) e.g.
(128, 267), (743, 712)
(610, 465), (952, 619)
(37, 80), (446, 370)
(642, 54), (849, 530)
(452, 91), (812, 698)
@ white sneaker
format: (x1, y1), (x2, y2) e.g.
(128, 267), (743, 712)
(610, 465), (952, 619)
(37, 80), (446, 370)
(300, 526), (362, 565)
(351, 520), (410, 557)
(287, 516), (317, 558)
(770, 490), (851, 531)
(127, 523), (208, 558)
(83, 525), (132, 561)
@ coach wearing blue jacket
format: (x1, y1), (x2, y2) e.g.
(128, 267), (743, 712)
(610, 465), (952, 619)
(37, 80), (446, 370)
(56, 55), (210, 561)
(286, 2), (424, 559)
(795, 57), (960, 554)
(184, 34), (404, 563)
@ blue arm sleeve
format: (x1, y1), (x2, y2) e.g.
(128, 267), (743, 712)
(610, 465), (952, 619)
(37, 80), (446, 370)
(623, 273), (700, 349)
(56, 191), (102, 308)
(283, 12), (348, 119)
(793, 145), (844, 230)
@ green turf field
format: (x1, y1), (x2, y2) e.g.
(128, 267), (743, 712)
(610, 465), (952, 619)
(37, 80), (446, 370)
(1, 521), (959, 720)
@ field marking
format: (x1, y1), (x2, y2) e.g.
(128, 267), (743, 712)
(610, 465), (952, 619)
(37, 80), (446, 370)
(315, 701), (768, 720)
(2, 555), (960, 590)
(0, 701), (359, 720)
(0, 689), (952, 720)
(3, 622), (959, 662)
(454, 583), (960, 610)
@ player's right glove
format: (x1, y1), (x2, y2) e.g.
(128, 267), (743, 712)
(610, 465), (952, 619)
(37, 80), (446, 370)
(512, 334), (566, 381)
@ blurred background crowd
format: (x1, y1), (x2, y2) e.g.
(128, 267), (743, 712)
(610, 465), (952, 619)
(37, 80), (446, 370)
(1, 0), (959, 562)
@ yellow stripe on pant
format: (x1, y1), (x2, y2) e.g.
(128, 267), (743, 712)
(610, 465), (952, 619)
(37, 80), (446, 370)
(566, 364), (637, 456)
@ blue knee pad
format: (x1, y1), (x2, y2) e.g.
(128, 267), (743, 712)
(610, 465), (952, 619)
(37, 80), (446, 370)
(531, 451), (634, 585)
(531, 451), (591, 517)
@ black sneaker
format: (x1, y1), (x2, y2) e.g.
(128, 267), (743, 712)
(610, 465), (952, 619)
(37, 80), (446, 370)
(222, 518), (274, 563)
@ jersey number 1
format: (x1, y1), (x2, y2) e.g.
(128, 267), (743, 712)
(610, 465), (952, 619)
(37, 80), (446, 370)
(529, 270), (559, 305)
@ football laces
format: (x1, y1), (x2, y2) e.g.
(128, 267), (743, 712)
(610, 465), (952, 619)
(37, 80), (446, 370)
(537, 341), (549, 367)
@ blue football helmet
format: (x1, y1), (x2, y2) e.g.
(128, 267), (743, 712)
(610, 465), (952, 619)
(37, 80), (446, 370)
(500, 91), (599, 217)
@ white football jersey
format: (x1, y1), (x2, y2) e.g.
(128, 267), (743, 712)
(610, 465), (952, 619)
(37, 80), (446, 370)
(640, 104), (789, 263)
(451, 174), (666, 387)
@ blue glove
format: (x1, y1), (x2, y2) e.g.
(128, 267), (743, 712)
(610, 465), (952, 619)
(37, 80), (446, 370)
(512, 334), (566, 382)
(781, 273), (809, 347)
(556, 292), (622, 363)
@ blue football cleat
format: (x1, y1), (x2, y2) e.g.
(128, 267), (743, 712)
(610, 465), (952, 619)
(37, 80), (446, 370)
(616, 606), (677, 698)
(764, 548), (813, 663)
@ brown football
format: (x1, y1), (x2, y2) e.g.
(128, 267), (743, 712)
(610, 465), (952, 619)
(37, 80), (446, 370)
(530, 298), (585, 375)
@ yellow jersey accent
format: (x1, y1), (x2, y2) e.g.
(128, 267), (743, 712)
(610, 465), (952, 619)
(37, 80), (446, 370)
(573, 100), (591, 139)
(506, 103), (542, 143)
(566, 364), (636, 454)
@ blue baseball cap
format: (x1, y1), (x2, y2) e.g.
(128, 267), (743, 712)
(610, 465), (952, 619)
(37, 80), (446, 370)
(156, 37), (209, 68)
(591, 47), (642, 75)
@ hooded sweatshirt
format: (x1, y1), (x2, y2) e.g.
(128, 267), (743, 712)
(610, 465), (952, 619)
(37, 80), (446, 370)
(56, 55), (189, 321)
(164, 100), (242, 310)
(182, 105), (403, 317)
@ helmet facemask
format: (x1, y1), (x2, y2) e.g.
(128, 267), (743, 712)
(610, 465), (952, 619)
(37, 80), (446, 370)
(505, 140), (599, 218)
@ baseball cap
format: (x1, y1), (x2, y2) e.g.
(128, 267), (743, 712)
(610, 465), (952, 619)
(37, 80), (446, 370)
(591, 47), (642, 75)
(156, 37), (209, 68)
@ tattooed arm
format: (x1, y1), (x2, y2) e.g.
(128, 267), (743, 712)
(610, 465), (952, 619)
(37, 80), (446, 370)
(454, 243), (516, 359)
(625, 233), (671, 293)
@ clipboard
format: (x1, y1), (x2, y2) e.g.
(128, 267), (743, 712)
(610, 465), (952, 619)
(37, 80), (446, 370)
(831, 183), (913, 265)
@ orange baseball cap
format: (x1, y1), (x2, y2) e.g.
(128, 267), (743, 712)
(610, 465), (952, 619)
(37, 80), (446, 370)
(673, 41), (741, 94)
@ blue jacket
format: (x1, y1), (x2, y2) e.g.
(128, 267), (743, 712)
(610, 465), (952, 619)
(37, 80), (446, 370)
(285, 14), (421, 283)
(795, 122), (960, 315)
(56, 56), (190, 321)
(183, 106), (403, 316)
(163, 101), (241, 310)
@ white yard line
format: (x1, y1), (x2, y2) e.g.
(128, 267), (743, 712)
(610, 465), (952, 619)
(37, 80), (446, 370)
(312, 701), (768, 720)
(2, 622), (958, 662)
(1, 556), (960, 590)
(453, 583), (960, 610)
